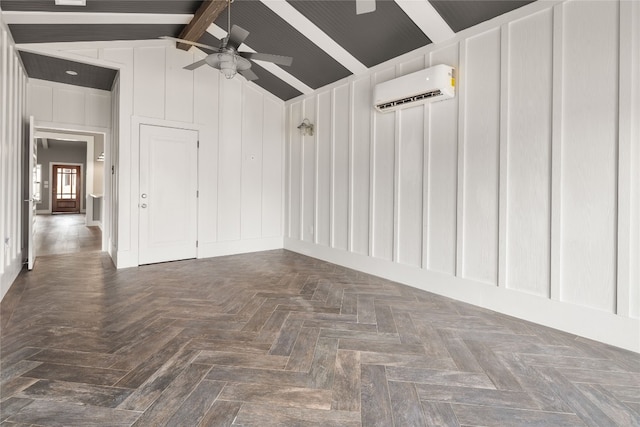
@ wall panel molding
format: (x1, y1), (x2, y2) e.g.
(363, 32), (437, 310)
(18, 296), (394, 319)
(498, 24), (509, 289)
(559, 0), (619, 312)
(455, 39), (466, 278)
(616, 0), (638, 318)
(0, 16), (27, 301)
(504, 9), (553, 298)
(550, 3), (563, 302)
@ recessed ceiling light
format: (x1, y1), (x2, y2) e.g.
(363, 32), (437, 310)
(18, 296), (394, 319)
(55, 0), (86, 6)
(65, 70), (78, 76)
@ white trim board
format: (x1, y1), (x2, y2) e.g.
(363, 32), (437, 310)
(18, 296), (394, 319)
(0, 252), (23, 302)
(284, 238), (640, 353)
(198, 237), (284, 259)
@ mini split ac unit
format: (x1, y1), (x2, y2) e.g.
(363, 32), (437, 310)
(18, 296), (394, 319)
(373, 64), (455, 113)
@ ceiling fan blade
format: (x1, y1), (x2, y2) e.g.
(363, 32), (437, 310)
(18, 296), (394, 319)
(238, 68), (259, 81)
(227, 25), (250, 50)
(160, 36), (220, 52)
(183, 59), (208, 71)
(240, 52), (293, 67)
(356, 0), (376, 15)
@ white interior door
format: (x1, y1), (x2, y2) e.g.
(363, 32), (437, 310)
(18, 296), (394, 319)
(139, 125), (198, 265)
(27, 116), (36, 270)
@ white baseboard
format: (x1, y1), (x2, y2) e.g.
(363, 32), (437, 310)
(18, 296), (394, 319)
(0, 253), (24, 302)
(115, 250), (137, 269)
(115, 237), (284, 269)
(284, 238), (640, 353)
(108, 239), (117, 262)
(198, 237), (284, 259)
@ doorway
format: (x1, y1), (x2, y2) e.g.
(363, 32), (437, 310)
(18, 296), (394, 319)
(51, 164), (81, 213)
(30, 127), (110, 262)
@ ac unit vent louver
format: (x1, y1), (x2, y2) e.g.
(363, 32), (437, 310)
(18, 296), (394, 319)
(376, 89), (443, 111)
(374, 64), (455, 113)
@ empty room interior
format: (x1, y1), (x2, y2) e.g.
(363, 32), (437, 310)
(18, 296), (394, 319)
(0, 0), (639, 425)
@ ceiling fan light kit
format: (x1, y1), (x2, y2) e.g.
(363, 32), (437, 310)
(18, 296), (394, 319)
(356, 0), (376, 15)
(54, 0), (86, 6)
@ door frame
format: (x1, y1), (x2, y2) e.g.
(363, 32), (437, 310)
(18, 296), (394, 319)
(138, 124), (199, 265)
(27, 116), (36, 270)
(121, 116), (204, 268)
(48, 162), (84, 214)
(33, 122), (110, 253)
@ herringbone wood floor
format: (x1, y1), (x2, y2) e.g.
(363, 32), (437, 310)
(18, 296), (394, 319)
(34, 214), (101, 256)
(1, 250), (639, 426)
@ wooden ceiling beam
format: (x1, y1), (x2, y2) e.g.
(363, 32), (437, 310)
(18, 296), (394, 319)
(176, 0), (228, 51)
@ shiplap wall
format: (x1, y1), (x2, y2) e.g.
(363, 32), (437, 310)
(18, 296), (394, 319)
(36, 43), (285, 267)
(28, 79), (111, 129)
(285, 0), (640, 352)
(0, 14), (27, 300)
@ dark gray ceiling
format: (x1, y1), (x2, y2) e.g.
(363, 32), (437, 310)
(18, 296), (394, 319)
(19, 51), (117, 91)
(9, 24), (185, 44)
(2, 0), (536, 100)
(214, 1), (352, 89)
(287, 0), (431, 68)
(1, 1), (202, 14)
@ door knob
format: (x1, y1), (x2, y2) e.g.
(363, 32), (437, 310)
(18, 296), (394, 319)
(141, 203), (147, 208)
(141, 193), (147, 198)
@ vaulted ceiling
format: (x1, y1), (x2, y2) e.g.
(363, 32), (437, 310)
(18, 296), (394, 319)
(1, 0), (534, 101)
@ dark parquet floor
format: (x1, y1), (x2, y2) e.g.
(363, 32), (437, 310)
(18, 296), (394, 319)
(34, 214), (101, 256)
(1, 249), (639, 426)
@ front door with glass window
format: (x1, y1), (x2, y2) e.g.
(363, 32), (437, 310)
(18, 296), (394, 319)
(52, 164), (81, 213)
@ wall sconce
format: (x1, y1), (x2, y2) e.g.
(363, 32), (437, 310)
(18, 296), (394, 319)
(297, 118), (314, 136)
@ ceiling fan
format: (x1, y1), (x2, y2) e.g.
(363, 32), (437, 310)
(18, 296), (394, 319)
(162, 0), (293, 81)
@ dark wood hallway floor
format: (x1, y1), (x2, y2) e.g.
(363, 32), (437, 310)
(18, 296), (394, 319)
(1, 250), (638, 426)
(34, 214), (101, 256)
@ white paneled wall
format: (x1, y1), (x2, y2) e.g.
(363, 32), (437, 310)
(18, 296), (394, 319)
(504, 9), (553, 297)
(371, 67), (396, 261)
(28, 79), (111, 129)
(332, 85), (349, 251)
(302, 97), (315, 244)
(65, 44), (283, 265)
(285, 0), (640, 352)
(0, 16), (27, 300)
(19, 41), (284, 269)
(426, 44), (458, 275)
(350, 77), (371, 256)
(559, 0), (619, 312)
(316, 92), (331, 247)
(460, 28), (501, 286)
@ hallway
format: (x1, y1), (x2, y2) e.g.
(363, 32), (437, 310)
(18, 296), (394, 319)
(34, 214), (101, 256)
